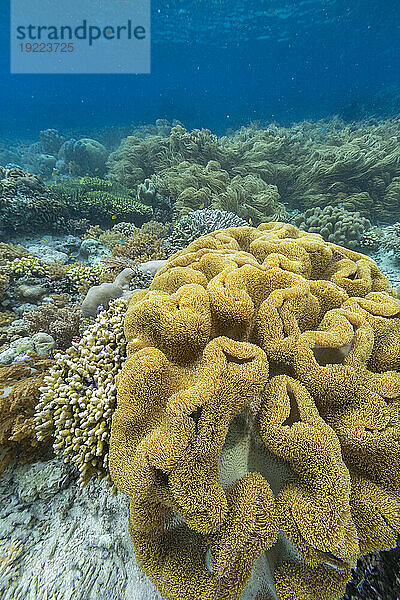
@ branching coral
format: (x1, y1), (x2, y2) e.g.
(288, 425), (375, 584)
(112, 232), (166, 263)
(6, 256), (49, 278)
(293, 206), (371, 249)
(0, 355), (54, 475)
(35, 299), (127, 487)
(0, 243), (28, 266)
(65, 263), (105, 293)
(109, 223), (400, 600)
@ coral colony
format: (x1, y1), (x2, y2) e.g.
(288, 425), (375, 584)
(1, 120), (400, 600)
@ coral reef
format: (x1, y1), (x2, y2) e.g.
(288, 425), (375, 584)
(52, 177), (152, 227)
(35, 300), (127, 487)
(0, 333), (55, 365)
(0, 167), (68, 233)
(293, 206), (372, 249)
(82, 268), (134, 317)
(112, 221), (139, 238)
(165, 208), (248, 256)
(342, 548), (400, 600)
(0, 355), (53, 475)
(112, 232), (166, 263)
(65, 263), (105, 292)
(6, 256), (49, 278)
(109, 223), (400, 600)
(24, 303), (83, 350)
(39, 129), (66, 155)
(108, 125), (229, 189)
(57, 138), (109, 177)
(0, 242), (28, 266)
(152, 160), (287, 224)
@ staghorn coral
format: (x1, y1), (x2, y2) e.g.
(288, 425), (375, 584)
(109, 223), (400, 600)
(35, 299), (127, 487)
(165, 208), (248, 256)
(293, 206), (371, 249)
(24, 303), (83, 351)
(0, 355), (54, 475)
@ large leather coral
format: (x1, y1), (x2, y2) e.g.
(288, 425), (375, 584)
(109, 223), (400, 600)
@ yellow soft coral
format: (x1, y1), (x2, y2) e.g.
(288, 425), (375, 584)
(109, 223), (400, 600)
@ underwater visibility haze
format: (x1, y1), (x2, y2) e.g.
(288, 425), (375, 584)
(0, 1), (400, 600)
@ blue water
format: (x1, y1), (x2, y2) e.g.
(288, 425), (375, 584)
(1, 0), (400, 140)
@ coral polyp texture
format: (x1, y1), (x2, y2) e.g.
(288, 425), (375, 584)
(109, 223), (400, 600)
(35, 299), (127, 487)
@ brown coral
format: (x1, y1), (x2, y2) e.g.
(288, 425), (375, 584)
(0, 354), (53, 474)
(112, 232), (166, 263)
(24, 303), (83, 350)
(109, 223), (400, 600)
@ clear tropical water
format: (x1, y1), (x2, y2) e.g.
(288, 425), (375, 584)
(1, 3), (400, 600)
(1, 0), (400, 139)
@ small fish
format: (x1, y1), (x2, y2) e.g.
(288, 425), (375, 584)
(111, 215), (117, 220)
(199, 203), (205, 209)
(51, 170), (57, 177)
(248, 218), (253, 226)
(40, 236), (51, 245)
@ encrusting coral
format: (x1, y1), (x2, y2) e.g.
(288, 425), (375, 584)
(109, 223), (400, 600)
(35, 299), (127, 487)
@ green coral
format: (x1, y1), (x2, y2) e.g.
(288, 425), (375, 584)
(153, 160), (287, 225)
(6, 256), (49, 278)
(52, 177), (152, 226)
(66, 263), (104, 291)
(293, 206), (372, 249)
